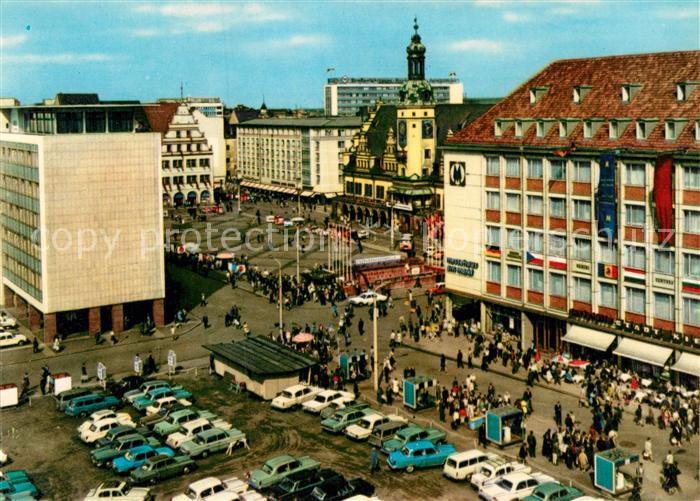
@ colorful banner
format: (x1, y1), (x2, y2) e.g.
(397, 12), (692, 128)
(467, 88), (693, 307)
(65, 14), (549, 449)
(526, 252), (544, 266)
(682, 280), (700, 295)
(624, 266), (646, 284)
(485, 245), (501, 258)
(597, 263), (619, 279)
(596, 152), (617, 241)
(653, 155), (674, 247)
(549, 257), (567, 270)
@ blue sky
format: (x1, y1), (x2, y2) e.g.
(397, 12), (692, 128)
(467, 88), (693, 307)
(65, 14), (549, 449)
(1, 1), (698, 108)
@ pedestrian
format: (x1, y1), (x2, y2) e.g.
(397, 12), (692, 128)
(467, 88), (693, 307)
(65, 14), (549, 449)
(243, 322), (250, 337)
(643, 437), (653, 462)
(554, 401), (562, 427)
(527, 431), (537, 458)
(133, 353), (142, 376)
(519, 442), (528, 463)
(635, 461), (644, 487)
(203, 314), (209, 329)
(81, 362), (88, 383)
(440, 353), (446, 372)
(370, 447), (380, 474)
(39, 375), (46, 396)
(32, 337), (39, 353)
(439, 401), (446, 422)
(22, 371), (30, 394)
(200, 292), (207, 306)
(358, 318), (364, 337)
(456, 349), (464, 369)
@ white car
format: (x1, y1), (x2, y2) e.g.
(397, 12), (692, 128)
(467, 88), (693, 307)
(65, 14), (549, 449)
(302, 390), (354, 414)
(345, 413), (406, 441)
(80, 417), (135, 444)
(348, 291), (388, 306)
(0, 312), (18, 329)
(172, 476), (248, 501)
(83, 480), (151, 501)
(237, 492), (265, 501)
(356, 229), (370, 240)
(479, 472), (556, 501)
(443, 449), (500, 481)
(271, 385), (321, 410)
(166, 418), (231, 449)
(77, 410), (134, 434)
(470, 460), (531, 490)
(0, 331), (28, 348)
(145, 396), (192, 416)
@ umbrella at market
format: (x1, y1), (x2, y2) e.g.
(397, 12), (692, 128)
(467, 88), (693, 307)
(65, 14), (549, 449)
(569, 359), (589, 368)
(216, 251), (235, 259)
(552, 354), (569, 365)
(292, 332), (314, 343)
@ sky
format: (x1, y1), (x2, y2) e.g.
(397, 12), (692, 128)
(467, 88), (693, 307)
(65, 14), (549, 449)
(1, 1), (698, 109)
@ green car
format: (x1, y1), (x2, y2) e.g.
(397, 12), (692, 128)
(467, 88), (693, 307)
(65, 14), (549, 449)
(91, 434), (160, 468)
(321, 408), (376, 434)
(179, 428), (248, 459)
(248, 455), (321, 490)
(523, 482), (583, 501)
(129, 453), (196, 486)
(381, 424), (446, 454)
(319, 400), (369, 420)
(152, 409), (217, 437)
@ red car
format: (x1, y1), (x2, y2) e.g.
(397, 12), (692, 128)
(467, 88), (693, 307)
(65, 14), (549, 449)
(428, 282), (446, 295)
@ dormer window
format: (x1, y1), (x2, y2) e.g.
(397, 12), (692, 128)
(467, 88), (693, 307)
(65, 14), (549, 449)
(529, 86), (548, 104)
(609, 119), (631, 139)
(494, 119), (513, 138)
(573, 85), (592, 104)
(665, 119), (687, 141)
(621, 83), (642, 103)
(636, 119), (658, 140)
(583, 119), (604, 139)
(536, 119), (555, 138)
(676, 82), (698, 101)
(695, 120), (700, 142)
(559, 119), (578, 138)
(515, 121), (523, 137)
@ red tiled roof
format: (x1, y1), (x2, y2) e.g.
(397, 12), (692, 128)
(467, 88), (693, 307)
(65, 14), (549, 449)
(448, 51), (700, 152)
(143, 102), (179, 134)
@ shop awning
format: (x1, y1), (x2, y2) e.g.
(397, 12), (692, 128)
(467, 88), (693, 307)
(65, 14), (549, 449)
(389, 186), (434, 196)
(563, 325), (616, 351)
(240, 180), (256, 188)
(671, 352), (700, 377)
(613, 338), (673, 367)
(300, 190), (314, 197)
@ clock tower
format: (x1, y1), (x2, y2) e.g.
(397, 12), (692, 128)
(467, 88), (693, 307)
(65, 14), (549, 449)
(397, 18), (437, 178)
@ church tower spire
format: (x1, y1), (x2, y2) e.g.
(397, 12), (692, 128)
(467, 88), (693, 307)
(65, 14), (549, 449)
(406, 17), (426, 81)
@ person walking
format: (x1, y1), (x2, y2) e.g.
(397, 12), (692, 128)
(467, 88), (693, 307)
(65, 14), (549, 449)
(643, 437), (653, 462)
(32, 337), (39, 353)
(370, 447), (380, 474)
(440, 353), (446, 372)
(527, 431), (537, 458)
(243, 322), (250, 337)
(358, 318), (365, 337)
(518, 442), (528, 464)
(200, 293), (207, 306)
(554, 402), (562, 427)
(81, 362), (88, 383)
(456, 349), (464, 369)
(203, 313), (210, 329)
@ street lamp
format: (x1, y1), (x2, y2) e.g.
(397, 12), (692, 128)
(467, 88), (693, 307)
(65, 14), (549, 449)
(273, 258), (283, 339)
(373, 294), (379, 392)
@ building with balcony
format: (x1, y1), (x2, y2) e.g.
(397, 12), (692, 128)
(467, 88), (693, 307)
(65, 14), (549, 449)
(442, 51), (700, 382)
(0, 93), (165, 342)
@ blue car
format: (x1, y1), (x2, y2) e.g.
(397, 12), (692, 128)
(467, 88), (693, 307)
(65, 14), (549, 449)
(387, 440), (457, 473)
(0, 470), (39, 500)
(65, 393), (121, 417)
(132, 387), (192, 412)
(112, 444), (174, 474)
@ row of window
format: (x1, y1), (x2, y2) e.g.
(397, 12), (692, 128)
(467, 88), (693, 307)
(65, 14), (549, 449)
(0, 146), (38, 168)
(487, 262), (700, 325)
(485, 156), (700, 190)
(164, 175), (210, 185)
(162, 158), (210, 169)
(346, 182), (387, 200)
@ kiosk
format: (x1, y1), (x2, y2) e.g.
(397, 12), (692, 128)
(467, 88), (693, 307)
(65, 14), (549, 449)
(51, 372), (72, 395)
(486, 406), (524, 447)
(339, 350), (369, 380)
(403, 376), (436, 410)
(0, 384), (19, 408)
(594, 448), (639, 496)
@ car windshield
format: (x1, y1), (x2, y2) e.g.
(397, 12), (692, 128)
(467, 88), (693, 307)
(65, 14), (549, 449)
(281, 391), (293, 399)
(497, 479), (513, 490)
(262, 463), (274, 474)
(481, 467), (492, 477)
(278, 478), (295, 490)
(401, 446), (410, 455)
(532, 492), (546, 500)
(124, 452), (133, 460)
(185, 488), (198, 499)
(194, 435), (206, 444)
(314, 395), (326, 402)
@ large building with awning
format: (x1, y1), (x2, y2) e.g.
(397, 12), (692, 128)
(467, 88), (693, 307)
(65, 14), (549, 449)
(204, 337), (319, 400)
(441, 51), (700, 380)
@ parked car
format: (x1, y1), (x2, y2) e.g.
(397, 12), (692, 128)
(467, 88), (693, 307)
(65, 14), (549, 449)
(179, 428), (248, 459)
(271, 385), (321, 411)
(248, 455), (321, 490)
(470, 460), (530, 490)
(387, 440), (457, 473)
(81, 417), (136, 444)
(443, 449), (500, 481)
(152, 408), (218, 437)
(66, 393), (122, 417)
(78, 410), (133, 434)
(107, 376), (146, 400)
(321, 408), (377, 434)
(172, 476), (248, 501)
(133, 387), (192, 412)
(0, 311), (18, 329)
(129, 453), (196, 486)
(166, 418), (231, 449)
(522, 482), (582, 501)
(145, 395), (193, 416)
(112, 445), (174, 475)
(356, 229), (370, 240)
(319, 399), (364, 419)
(0, 331), (28, 349)
(301, 390), (354, 415)
(140, 404), (191, 429)
(309, 477), (374, 501)
(124, 381), (177, 403)
(95, 425), (149, 448)
(91, 433), (161, 468)
(479, 472), (556, 501)
(0, 470), (39, 500)
(267, 468), (342, 501)
(348, 291), (387, 306)
(381, 425), (446, 454)
(83, 480), (152, 501)
(428, 282), (447, 295)
(367, 420), (411, 448)
(55, 387), (94, 411)
(345, 413), (406, 441)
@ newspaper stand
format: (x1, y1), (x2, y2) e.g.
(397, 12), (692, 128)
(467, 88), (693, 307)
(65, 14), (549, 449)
(339, 350), (368, 380)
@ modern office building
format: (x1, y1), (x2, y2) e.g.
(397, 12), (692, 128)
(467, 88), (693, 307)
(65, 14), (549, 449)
(325, 77), (463, 116)
(0, 93), (165, 341)
(442, 51), (700, 381)
(236, 116), (361, 197)
(225, 105), (261, 182)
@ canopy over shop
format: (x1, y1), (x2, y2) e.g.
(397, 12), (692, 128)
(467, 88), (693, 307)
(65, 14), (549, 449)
(205, 337), (318, 400)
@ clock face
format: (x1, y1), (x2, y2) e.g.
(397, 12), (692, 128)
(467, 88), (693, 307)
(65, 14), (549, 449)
(397, 120), (407, 148)
(422, 120), (434, 139)
(449, 161), (465, 186)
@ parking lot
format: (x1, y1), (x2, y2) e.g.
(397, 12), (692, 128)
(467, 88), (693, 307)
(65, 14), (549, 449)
(1, 372), (473, 500)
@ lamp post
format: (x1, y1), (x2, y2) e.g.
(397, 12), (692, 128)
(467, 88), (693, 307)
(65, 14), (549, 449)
(273, 258), (283, 339)
(237, 179), (241, 213)
(295, 224), (300, 283)
(373, 294), (379, 391)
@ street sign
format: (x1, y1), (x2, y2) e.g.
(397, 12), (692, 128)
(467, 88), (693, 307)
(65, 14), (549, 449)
(167, 350), (177, 368)
(96, 362), (106, 381)
(133, 356), (142, 374)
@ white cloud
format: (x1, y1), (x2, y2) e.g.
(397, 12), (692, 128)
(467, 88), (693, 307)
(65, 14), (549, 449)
(2, 53), (112, 64)
(655, 5), (698, 19)
(267, 34), (330, 49)
(0, 34), (28, 49)
(503, 11), (533, 23)
(134, 2), (288, 21)
(472, 0), (507, 7)
(449, 39), (505, 54)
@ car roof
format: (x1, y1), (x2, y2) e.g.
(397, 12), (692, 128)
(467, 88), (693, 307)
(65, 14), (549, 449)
(317, 390), (340, 397)
(399, 425), (424, 435)
(266, 455), (295, 466)
(188, 477), (222, 491)
(404, 440), (436, 450)
(361, 414), (385, 422)
(147, 454), (171, 463)
(197, 427), (226, 438)
(501, 472), (533, 482)
(448, 449), (489, 461)
(130, 445), (154, 453)
(535, 482), (569, 493)
(99, 480), (123, 489)
(282, 384), (307, 392)
(182, 418), (210, 429)
(73, 393), (102, 402)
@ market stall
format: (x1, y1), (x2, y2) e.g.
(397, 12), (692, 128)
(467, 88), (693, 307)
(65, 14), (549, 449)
(594, 448), (639, 496)
(339, 350), (368, 380)
(486, 406), (524, 447)
(403, 376), (436, 410)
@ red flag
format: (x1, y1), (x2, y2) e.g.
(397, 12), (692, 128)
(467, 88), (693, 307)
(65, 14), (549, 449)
(653, 155), (674, 246)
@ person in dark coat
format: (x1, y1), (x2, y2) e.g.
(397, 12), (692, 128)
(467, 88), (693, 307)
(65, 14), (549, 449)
(554, 402), (562, 427)
(456, 350), (464, 369)
(527, 431), (537, 458)
(518, 442), (528, 463)
(440, 353), (446, 371)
